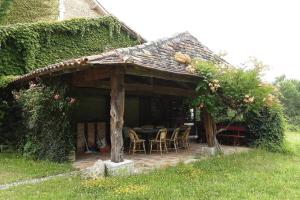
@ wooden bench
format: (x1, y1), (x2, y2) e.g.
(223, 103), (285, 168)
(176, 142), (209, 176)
(217, 125), (246, 146)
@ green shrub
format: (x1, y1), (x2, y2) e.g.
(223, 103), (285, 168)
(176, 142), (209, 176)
(0, 81), (27, 149)
(245, 106), (285, 152)
(275, 77), (300, 131)
(16, 81), (75, 162)
(286, 122), (300, 132)
(0, 100), (7, 127)
(0, 99), (9, 145)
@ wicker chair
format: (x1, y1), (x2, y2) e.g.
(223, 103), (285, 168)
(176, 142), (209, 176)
(178, 127), (191, 150)
(166, 128), (180, 153)
(128, 129), (146, 155)
(149, 128), (168, 155)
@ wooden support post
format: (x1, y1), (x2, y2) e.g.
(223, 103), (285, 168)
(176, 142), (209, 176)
(110, 68), (125, 163)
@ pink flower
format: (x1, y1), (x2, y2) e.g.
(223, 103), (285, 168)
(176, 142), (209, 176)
(12, 91), (20, 100)
(54, 94), (60, 100)
(69, 97), (76, 104)
(29, 81), (36, 89)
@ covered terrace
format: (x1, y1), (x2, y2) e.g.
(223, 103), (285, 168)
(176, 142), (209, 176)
(12, 32), (233, 164)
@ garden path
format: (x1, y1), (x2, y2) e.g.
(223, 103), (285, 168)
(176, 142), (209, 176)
(0, 172), (76, 190)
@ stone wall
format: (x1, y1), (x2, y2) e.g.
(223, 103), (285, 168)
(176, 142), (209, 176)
(63, 0), (104, 20)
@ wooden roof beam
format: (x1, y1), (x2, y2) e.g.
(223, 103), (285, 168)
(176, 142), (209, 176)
(72, 67), (111, 84)
(72, 80), (195, 97)
(125, 64), (200, 83)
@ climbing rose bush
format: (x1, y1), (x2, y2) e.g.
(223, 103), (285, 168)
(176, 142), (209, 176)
(16, 81), (76, 162)
(189, 59), (285, 151)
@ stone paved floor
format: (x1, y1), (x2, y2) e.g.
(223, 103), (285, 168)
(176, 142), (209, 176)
(73, 143), (251, 173)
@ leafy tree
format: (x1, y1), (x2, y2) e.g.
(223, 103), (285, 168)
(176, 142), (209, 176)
(275, 75), (300, 131)
(179, 55), (283, 151)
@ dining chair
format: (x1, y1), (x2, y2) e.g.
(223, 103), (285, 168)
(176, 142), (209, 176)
(178, 127), (191, 150)
(166, 127), (180, 153)
(149, 128), (168, 155)
(128, 129), (146, 155)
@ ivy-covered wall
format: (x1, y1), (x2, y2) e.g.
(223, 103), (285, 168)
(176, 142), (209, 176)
(0, 0), (59, 25)
(0, 16), (140, 87)
(0, 16), (141, 151)
(0, 0), (13, 24)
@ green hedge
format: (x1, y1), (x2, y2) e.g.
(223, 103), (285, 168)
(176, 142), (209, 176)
(0, 0), (58, 25)
(0, 16), (139, 87)
(245, 107), (285, 152)
(0, 93), (23, 149)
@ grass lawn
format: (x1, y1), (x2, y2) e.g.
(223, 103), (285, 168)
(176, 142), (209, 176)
(0, 153), (72, 185)
(0, 132), (299, 200)
(286, 131), (300, 156)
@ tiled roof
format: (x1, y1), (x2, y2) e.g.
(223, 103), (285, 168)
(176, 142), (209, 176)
(12, 32), (229, 83)
(88, 32), (228, 75)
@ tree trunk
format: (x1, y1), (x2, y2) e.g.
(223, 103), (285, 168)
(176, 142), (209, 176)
(110, 68), (125, 163)
(203, 110), (215, 147)
(203, 109), (221, 151)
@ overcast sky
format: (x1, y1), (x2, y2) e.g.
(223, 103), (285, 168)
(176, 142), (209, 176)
(99, 0), (300, 82)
